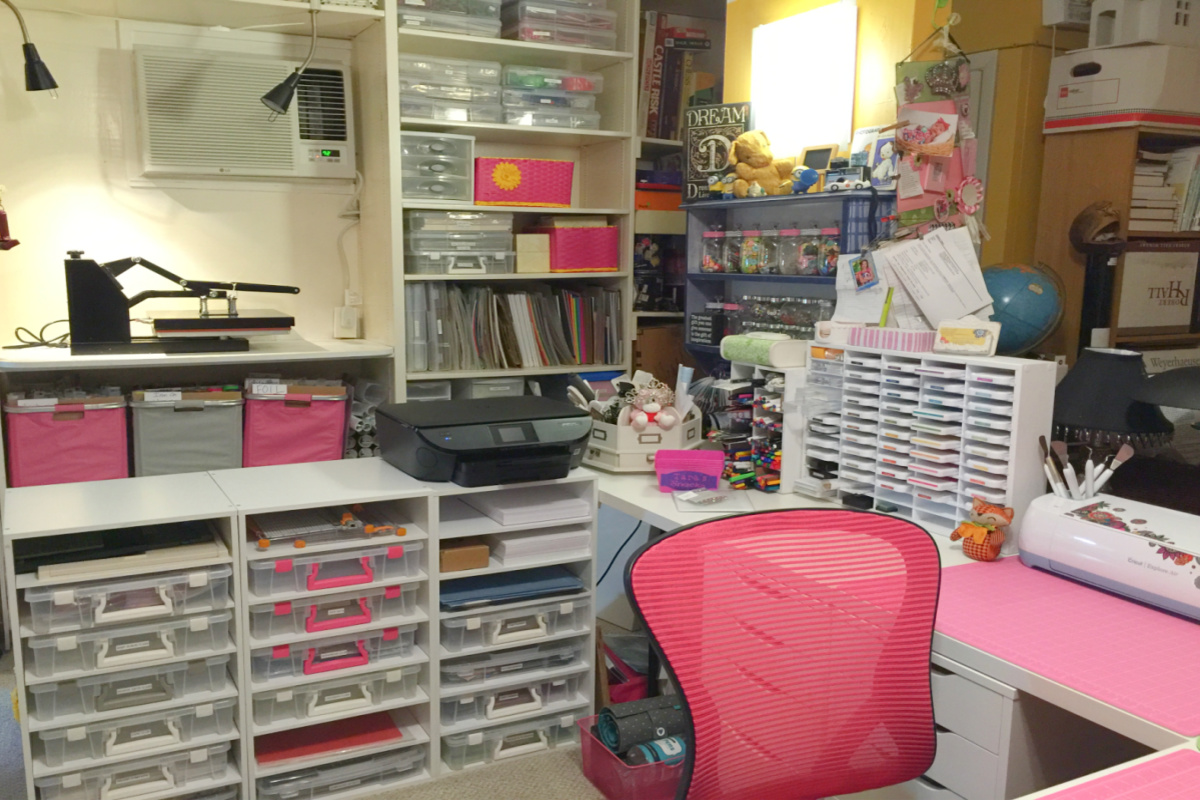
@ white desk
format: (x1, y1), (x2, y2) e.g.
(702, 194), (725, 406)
(594, 471), (1194, 800)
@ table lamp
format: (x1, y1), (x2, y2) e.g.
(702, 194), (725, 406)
(1052, 348), (1174, 449)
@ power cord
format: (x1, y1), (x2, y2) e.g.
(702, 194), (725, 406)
(5, 320), (69, 349)
(597, 519), (646, 586)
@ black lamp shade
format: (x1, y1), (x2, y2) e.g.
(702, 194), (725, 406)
(1053, 348), (1173, 446)
(1134, 366), (1200, 411)
(261, 71), (301, 115)
(22, 43), (57, 92)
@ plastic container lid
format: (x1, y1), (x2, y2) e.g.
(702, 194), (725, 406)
(702, 231), (725, 238)
(742, 230), (762, 236)
(779, 229), (802, 236)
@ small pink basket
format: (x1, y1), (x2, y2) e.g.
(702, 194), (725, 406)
(243, 389), (348, 468)
(475, 157), (574, 207)
(4, 400), (129, 487)
(535, 226), (621, 272)
(579, 716), (682, 800)
(655, 449), (724, 492)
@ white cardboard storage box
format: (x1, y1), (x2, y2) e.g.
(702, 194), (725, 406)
(1045, 44), (1200, 133)
(583, 410), (702, 472)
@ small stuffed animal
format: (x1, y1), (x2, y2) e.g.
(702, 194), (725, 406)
(707, 175), (723, 200)
(792, 167), (819, 195)
(951, 497), (1015, 562)
(727, 130), (795, 198)
(747, 181), (767, 198)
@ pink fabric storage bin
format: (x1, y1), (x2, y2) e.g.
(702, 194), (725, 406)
(4, 400), (129, 487)
(475, 157), (574, 207)
(534, 226), (620, 272)
(579, 716), (681, 800)
(243, 390), (348, 468)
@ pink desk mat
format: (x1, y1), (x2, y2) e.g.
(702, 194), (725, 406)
(1036, 750), (1200, 799)
(935, 558), (1200, 736)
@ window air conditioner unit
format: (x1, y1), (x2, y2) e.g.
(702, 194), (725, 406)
(133, 45), (356, 180)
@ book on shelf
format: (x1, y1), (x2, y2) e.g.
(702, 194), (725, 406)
(1129, 207), (1180, 221)
(1140, 150), (1174, 162)
(1134, 174), (1167, 187)
(1135, 164), (1170, 176)
(1133, 198), (1180, 209)
(1133, 185), (1178, 201)
(407, 282), (624, 373)
(1128, 220), (1178, 232)
(638, 12), (724, 139)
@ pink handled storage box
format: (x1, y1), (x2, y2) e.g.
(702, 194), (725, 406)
(243, 383), (348, 468)
(3, 397), (129, 487)
(535, 226), (621, 272)
(475, 157), (574, 207)
(655, 449), (725, 492)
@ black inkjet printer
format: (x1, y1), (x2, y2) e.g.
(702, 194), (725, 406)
(376, 396), (593, 486)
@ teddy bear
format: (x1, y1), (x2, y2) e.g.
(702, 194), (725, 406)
(727, 130), (795, 198)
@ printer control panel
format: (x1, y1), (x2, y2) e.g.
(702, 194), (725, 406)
(490, 423), (536, 445)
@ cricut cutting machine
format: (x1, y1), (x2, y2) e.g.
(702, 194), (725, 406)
(376, 396), (593, 486)
(1021, 494), (1200, 621)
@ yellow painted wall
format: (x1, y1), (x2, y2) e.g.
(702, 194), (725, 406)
(724, 0), (955, 132)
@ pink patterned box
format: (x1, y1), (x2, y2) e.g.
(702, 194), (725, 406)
(475, 157), (574, 207)
(243, 383), (348, 468)
(4, 397), (129, 487)
(536, 226), (620, 272)
(848, 327), (936, 352)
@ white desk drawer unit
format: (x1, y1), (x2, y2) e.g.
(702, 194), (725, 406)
(927, 729), (1000, 800)
(930, 664), (1005, 754)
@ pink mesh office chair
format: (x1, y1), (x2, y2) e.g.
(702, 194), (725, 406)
(625, 509), (941, 800)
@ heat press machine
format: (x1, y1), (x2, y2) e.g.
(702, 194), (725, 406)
(375, 396), (593, 486)
(64, 250), (300, 355)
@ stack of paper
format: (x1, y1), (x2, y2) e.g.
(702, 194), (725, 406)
(461, 486), (592, 527)
(405, 282), (624, 374)
(870, 227), (994, 330)
(487, 527), (592, 563)
(1134, 149), (1184, 232)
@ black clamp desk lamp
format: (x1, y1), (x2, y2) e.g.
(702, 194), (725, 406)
(65, 251), (300, 356)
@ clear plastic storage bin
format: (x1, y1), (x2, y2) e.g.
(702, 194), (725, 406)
(405, 251), (515, 275)
(401, 97), (503, 122)
(27, 610), (233, 678)
(503, 21), (616, 50)
(401, 175), (471, 201)
(401, 133), (475, 160)
(28, 655), (232, 722)
(441, 597), (590, 653)
(405, 381), (452, 402)
(407, 230), (512, 251)
(253, 665), (422, 727)
(257, 746), (426, 800)
(399, 8), (501, 36)
(397, 55), (501, 85)
(441, 672), (584, 727)
(405, 210), (514, 232)
(502, 88), (597, 110)
(247, 543), (423, 597)
(248, 584), (418, 640)
(502, 0), (616, 29)
(502, 66), (603, 93)
(400, 79), (502, 104)
(250, 625), (418, 682)
(440, 641), (583, 689)
(35, 697), (237, 768)
(24, 565), (233, 634)
(504, 108), (601, 129)
(34, 743), (231, 800)
(401, 0), (499, 14)
(400, 154), (472, 180)
(442, 712), (581, 771)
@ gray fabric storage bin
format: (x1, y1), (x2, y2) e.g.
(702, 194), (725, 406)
(132, 390), (243, 476)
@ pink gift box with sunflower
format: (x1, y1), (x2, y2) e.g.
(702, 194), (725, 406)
(475, 157), (575, 207)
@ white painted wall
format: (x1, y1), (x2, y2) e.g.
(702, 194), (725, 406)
(0, 11), (355, 344)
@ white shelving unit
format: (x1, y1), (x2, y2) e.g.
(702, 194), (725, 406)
(800, 346), (1057, 546)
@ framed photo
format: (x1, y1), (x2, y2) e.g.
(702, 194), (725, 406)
(800, 144), (839, 172)
(870, 136), (898, 188)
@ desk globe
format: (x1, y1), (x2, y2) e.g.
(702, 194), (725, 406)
(982, 263), (1065, 356)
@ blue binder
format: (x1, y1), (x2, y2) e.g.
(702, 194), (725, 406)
(440, 566), (584, 611)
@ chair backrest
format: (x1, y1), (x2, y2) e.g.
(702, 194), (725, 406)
(626, 509), (941, 800)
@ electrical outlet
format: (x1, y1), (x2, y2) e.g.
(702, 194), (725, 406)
(333, 306), (361, 339)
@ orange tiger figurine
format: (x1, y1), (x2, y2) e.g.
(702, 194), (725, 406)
(951, 497), (1015, 562)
